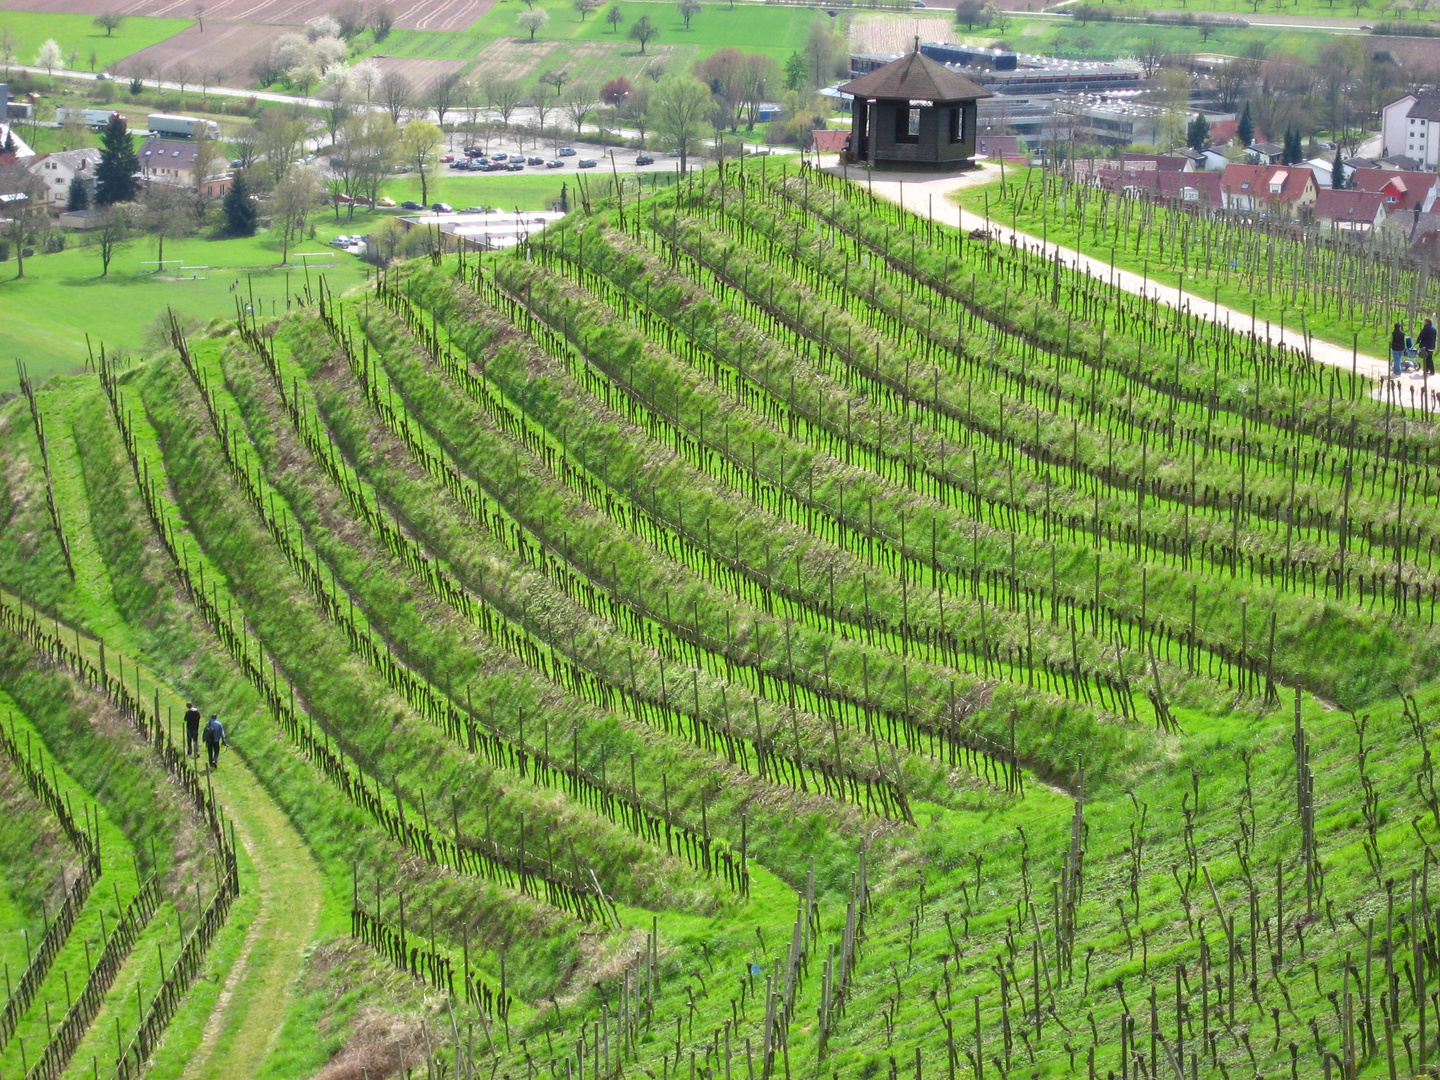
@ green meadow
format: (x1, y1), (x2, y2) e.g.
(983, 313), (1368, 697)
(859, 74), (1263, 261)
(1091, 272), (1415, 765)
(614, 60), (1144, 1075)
(0, 9), (192, 72)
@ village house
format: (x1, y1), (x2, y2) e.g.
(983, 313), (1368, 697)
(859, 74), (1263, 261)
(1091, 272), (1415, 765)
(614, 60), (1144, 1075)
(1219, 163), (1317, 219)
(25, 147), (102, 211)
(137, 137), (230, 196)
(804, 129), (850, 154)
(1312, 188), (1386, 232)
(1245, 141), (1286, 166)
(1068, 159), (1222, 208)
(1381, 91), (1440, 171)
(1347, 168), (1437, 214)
(1122, 152), (1190, 172)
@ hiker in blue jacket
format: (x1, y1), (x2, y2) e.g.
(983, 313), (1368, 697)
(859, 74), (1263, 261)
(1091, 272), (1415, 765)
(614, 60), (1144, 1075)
(202, 714), (227, 769)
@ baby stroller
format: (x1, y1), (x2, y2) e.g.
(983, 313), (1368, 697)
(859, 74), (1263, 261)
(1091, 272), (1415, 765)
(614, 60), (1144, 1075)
(1400, 335), (1423, 373)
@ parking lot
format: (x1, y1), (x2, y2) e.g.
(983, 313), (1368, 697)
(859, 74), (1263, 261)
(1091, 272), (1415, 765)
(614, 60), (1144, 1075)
(428, 140), (665, 178)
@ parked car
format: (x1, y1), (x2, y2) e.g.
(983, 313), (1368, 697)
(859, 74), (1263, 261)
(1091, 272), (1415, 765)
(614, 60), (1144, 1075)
(449, 160), (468, 169)
(546, 159), (563, 168)
(431, 202), (453, 213)
(329, 235), (353, 247)
(559, 146), (577, 156)
(376, 196), (397, 207)
(464, 146), (485, 157)
(635, 154), (654, 166)
(333, 193), (354, 203)
(441, 154), (454, 162)
(394, 164), (412, 172)
(462, 206), (488, 213)
(507, 161), (525, 171)
(526, 156), (544, 166)
(96, 71), (112, 80)
(491, 152), (508, 161)
(578, 158), (597, 168)
(401, 200), (424, 210)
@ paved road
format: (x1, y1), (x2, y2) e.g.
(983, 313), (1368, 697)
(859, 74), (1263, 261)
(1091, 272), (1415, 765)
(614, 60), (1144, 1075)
(822, 159), (1393, 382)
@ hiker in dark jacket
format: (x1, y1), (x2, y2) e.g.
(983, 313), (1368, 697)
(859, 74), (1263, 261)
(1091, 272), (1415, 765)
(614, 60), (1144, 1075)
(202, 714), (227, 769)
(183, 703), (201, 759)
(1420, 318), (1437, 376)
(1392, 323), (1407, 376)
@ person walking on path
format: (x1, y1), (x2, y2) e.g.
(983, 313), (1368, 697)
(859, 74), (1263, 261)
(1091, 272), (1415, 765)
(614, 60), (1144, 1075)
(1420, 318), (1437, 377)
(183, 702), (202, 759)
(1391, 323), (1408, 377)
(202, 714), (227, 769)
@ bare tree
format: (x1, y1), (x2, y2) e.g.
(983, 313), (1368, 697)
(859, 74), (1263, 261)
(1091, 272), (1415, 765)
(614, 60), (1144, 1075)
(379, 69), (414, 122)
(678, 0), (701, 29)
(0, 170), (45, 279)
(426, 70), (465, 126)
(231, 125), (261, 169)
(271, 164), (322, 263)
(0, 27), (14, 76)
(1139, 37), (1164, 78)
(194, 3), (205, 30)
(1213, 59), (1250, 111)
(95, 204), (133, 277)
(487, 77), (525, 129)
(332, 0), (367, 35)
(573, 0), (602, 18)
(170, 62), (194, 99)
(139, 183), (190, 264)
(562, 83), (598, 138)
(371, 2), (396, 40)
(532, 85), (556, 144)
(93, 12), (125, 36)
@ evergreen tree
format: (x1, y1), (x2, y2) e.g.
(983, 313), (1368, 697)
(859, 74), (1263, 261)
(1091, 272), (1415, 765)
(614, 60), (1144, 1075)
(1237, 102), (1253, 148)
(94, 114), (138, 205)
(66, 175), (89, 211)
(783, 51), (807, 92)
(1186, 114), (1210, 152)
(1281, 128), (1302, 166)
(2, 131), (15, 156)
(222, 173), (258, 237)
(1332, 149), (1347, 191)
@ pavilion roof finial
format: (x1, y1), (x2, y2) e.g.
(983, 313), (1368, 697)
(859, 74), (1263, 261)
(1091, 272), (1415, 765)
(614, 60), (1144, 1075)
(913, 34), (920, 54)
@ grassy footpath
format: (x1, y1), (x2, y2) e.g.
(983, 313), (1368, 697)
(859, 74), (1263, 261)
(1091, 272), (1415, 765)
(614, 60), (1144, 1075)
(0, 378), (330, 1079)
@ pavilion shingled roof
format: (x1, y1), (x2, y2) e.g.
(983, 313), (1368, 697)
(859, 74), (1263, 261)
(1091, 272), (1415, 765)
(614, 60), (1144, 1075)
(838, 47), (991, 103)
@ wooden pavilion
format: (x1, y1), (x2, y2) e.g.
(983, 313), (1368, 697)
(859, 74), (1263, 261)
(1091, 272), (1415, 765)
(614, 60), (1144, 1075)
(839, 43), (992, 169)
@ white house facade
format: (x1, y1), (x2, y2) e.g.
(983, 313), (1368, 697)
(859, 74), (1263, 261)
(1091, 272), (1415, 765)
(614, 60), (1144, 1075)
(1382, 92), (1440, 170)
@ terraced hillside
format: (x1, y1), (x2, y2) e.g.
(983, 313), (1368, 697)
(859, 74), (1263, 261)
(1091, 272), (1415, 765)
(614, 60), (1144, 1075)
(4, 160), (1440, 1078)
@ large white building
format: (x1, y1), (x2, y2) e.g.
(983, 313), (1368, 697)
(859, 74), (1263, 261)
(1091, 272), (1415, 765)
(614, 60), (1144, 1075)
(1382, 91), (1440, 170)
